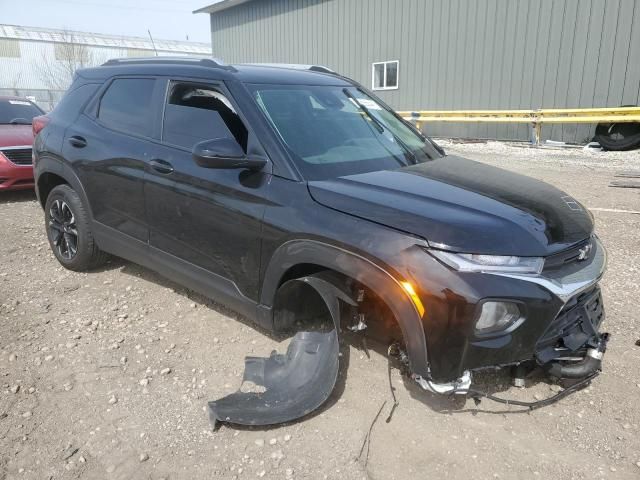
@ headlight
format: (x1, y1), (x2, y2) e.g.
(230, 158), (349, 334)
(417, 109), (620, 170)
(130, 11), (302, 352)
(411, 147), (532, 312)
(429, 250), (544, 274)
(475, 301), (523, 334)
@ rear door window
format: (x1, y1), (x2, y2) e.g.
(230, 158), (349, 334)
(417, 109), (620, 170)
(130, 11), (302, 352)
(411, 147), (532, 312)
(162, 81), (248, 151)
(98, 78), (156, 138)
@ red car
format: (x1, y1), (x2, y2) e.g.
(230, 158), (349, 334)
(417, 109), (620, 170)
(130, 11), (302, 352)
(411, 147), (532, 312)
(0, 96), (45, 191)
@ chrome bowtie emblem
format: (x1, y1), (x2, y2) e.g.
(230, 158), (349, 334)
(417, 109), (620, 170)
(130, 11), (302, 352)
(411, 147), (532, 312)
(577, 243), (592, 261)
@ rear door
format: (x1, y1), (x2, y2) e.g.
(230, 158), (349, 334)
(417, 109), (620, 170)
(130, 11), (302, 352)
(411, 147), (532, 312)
(144, 79), (269, 301)
(64, 77), (164, 242)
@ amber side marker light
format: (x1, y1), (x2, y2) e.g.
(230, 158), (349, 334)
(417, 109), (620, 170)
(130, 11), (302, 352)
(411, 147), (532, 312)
(400, 281), (425, 317)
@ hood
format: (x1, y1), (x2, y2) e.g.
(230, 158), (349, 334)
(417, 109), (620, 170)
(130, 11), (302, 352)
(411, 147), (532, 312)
(0, 125), (34, 148)
(308, 156), (593, 256)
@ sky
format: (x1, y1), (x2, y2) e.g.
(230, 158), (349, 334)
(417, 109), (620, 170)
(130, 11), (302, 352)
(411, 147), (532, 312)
(0, 0), (217, 43)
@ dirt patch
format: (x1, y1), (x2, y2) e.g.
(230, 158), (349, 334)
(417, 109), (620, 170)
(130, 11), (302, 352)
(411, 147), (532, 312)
(1, 142), (640, 479)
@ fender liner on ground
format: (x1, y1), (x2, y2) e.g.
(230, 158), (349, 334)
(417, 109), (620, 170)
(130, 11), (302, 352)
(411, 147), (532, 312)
(208, 272), (356, 428)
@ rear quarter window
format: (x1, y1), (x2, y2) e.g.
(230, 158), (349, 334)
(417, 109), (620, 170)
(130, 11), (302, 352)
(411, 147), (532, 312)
(51, 83), (100, 121)
(98, 78), (156, 138)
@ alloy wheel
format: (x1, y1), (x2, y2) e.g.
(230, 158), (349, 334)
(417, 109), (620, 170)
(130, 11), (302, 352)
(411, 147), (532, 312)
(48, 199), (78, 260)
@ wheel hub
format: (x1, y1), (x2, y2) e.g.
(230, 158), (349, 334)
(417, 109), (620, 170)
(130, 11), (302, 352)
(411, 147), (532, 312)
(48, 199), (78, 260)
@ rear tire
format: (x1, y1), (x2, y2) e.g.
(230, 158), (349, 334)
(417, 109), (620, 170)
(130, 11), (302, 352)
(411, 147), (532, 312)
(44, 184), (108, 271)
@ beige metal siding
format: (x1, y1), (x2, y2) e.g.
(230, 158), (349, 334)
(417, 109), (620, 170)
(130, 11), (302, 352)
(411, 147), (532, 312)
(210, 0), (640, 142)
(0, 39), (20, 58)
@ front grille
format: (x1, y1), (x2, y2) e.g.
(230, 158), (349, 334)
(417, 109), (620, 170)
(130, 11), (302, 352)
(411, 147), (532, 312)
(535, 286), (604, 363)
(1, 148), (32, 166)
(543, 238), (592, 271)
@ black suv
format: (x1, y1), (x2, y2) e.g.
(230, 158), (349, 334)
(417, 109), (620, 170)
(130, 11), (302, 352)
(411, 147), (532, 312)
(33, 58), (607, 426)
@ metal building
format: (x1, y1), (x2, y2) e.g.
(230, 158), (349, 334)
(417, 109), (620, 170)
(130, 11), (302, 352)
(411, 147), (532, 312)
(0, 24), (211, 110)
(196, 0), (640, 143)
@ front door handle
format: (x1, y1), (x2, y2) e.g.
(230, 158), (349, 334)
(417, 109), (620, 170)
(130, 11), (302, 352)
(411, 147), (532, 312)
(149, 159), (174, 174)
(68, 135), (87, 148)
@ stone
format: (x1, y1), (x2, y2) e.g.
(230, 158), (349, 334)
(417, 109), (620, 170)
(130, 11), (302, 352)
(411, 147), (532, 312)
(139, 452), (149, 462)
(160, 368), (171, 375)
(108, 395), (118, 405)
(254, 439), (265, 447)
(10, 385), (20, 394)
(139, 378), (149, 386)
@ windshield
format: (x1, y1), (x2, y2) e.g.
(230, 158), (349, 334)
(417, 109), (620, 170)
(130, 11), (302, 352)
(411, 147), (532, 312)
(250, 85), (442, 180)
(0, 99), (44, 125)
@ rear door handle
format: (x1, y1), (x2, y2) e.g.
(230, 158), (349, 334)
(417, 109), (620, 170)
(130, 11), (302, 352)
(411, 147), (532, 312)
(68, 135), (87, 148)
(149, 159), (174, 174)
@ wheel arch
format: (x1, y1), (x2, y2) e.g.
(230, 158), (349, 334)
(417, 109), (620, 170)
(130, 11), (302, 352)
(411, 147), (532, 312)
(36, 157), (93, 219)
(259, 239), (430, 377)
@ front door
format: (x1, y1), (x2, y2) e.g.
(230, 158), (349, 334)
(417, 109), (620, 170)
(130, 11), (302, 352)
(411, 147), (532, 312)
(144, 79), (270, 301)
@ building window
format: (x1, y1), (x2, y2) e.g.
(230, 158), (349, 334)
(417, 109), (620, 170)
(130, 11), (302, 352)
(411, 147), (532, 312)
(372, 61), (398, 90)
(54, 42), (89, 63)
(0, 39), (21, 58)
(127, 48), (154, 57)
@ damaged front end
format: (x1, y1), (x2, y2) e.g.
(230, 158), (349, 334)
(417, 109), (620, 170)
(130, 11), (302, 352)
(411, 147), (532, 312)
(410, 236), (610, 402)
(209, 235), (609, 426)
(537, 285), (608, 379)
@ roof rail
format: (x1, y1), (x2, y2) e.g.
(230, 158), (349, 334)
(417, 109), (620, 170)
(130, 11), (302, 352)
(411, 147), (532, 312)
(101, 56), (236, 71)
(241, 63), (336, 75)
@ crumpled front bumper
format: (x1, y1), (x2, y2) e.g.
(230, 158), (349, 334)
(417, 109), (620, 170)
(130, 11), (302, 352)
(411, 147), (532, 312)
(419, 237), (608, 383)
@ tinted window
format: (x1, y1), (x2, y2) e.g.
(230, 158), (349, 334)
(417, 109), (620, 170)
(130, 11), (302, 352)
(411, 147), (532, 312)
(0, 99), (44, 124)
(98, 78), (156, 137)
(51, 83), (100, 120)
(162, 82), (247, 151)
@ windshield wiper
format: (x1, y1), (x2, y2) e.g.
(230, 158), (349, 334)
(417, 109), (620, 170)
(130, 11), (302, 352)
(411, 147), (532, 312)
(342, 88), (385, 134)
(342, 89), (418, 164)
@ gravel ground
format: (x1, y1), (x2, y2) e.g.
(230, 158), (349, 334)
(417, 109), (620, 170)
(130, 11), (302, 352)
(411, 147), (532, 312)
(1, 141), (640, 480)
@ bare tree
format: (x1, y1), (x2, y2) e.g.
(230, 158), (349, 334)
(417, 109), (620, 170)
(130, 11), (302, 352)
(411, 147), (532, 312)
(34, 30), (104, 91)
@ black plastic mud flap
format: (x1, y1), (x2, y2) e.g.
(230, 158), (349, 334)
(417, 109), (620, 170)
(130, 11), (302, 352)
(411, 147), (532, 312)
(208, 274), (356, 428)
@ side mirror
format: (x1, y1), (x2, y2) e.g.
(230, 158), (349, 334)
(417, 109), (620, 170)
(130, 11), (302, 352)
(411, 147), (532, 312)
(192, 138), (266, 170)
